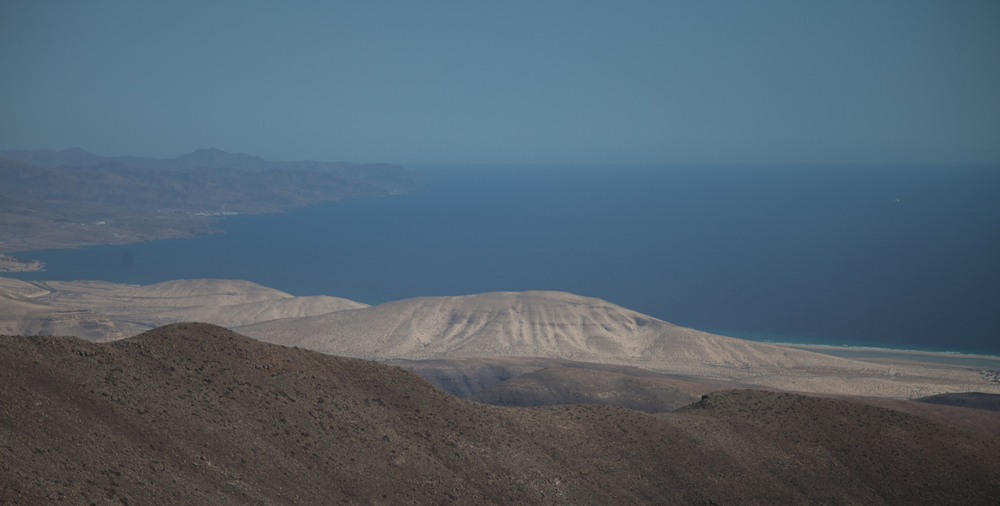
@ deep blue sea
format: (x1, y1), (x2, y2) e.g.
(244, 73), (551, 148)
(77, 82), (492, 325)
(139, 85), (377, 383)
(8, 164), (1000, 355)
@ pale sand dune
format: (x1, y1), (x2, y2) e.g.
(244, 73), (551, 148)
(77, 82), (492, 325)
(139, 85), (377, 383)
(238, 290), (1000, 399)
(0, 290), (140, 341)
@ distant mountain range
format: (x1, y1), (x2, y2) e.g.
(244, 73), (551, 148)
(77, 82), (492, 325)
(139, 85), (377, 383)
(0, 148), (424, 252)
(3, 146), (385, 172)
(0, 147), (423, 192)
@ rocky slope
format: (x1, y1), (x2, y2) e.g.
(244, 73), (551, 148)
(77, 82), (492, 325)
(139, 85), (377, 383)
(2, 324), (999, 505)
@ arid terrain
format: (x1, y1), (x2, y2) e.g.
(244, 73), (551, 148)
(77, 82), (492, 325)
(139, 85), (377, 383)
(232, 290), (1000, 399)
(4, 276), (1000, 503)
(0, 254), (42, 273)
(3, 276), (999, 402)
(0, 149), (423, 253)
(3, 323), (1000, 505)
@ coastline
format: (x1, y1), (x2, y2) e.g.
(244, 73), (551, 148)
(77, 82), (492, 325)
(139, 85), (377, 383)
(697, 327), (1000, 363)
(0, 254), (44, 273)
(775, 343), (1000, 370)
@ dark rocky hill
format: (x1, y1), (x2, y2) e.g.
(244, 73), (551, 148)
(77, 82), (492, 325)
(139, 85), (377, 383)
(2, 323), (999, 505)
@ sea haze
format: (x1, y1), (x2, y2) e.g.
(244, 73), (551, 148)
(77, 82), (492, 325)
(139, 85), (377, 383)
(9, 164), (1000, 354)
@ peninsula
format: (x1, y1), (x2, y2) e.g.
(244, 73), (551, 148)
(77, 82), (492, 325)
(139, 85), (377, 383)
(0, 148), (423, 253)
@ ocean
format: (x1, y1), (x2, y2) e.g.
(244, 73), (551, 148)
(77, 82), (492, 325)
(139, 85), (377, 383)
(8, 164), (1000, 355)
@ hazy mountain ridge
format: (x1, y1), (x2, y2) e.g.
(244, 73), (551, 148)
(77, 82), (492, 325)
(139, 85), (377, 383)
(0, 147), (108, 167)
(0, 149), (423, 252)
(0, 156), (413, 213)
(0, 147), (423, 194)
(2, 323), (999, 505)
(0, 147), (420, 180)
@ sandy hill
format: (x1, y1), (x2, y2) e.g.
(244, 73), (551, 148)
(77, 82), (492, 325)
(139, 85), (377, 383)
(238, 290), (999, 398)
(133, 295), (368, 328)
(2, 323), (999, 505)
(5, 278), (366, 335)
(6, 277), (997, 399)
(236, 290), (807, 363)
(0, 277), (51, 298)
(0, 290), (139, 341)
(35, 278), (295, 309)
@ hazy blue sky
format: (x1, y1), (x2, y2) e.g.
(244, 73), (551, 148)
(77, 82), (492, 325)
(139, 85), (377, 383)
(1, 1), (998, 164)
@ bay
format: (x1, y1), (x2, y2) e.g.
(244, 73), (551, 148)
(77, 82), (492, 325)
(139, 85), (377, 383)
(8, 164), (1000, 355)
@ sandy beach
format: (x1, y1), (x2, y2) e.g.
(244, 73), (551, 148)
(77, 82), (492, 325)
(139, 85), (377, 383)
(776, 343), (1000, 370)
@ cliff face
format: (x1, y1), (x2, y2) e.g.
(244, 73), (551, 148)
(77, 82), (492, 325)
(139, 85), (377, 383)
(2, 323), (999, 506)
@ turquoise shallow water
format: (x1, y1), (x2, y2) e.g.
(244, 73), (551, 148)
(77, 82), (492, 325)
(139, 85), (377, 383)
(7, 164), (1000, 354)
(777, 347), (1000, 370)
(696, 328), (1000, 359)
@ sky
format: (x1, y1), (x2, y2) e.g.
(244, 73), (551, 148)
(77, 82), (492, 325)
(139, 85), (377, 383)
(1, 1), (998, 164)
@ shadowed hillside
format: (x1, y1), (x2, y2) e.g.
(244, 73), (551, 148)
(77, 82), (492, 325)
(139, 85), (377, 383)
(0, 148), (423, 194)
(2, 324), (999, 505)
(915, 392), (1000, 411)
(469, 365), (717, 412)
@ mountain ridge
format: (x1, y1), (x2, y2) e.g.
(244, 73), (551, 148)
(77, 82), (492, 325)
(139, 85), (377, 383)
(3, 323), (999, 505)
(0, 147), (420, 183)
